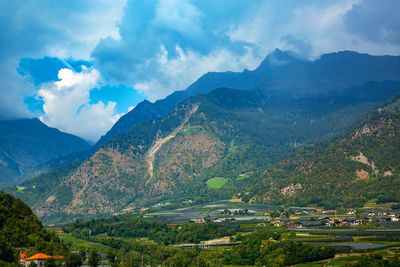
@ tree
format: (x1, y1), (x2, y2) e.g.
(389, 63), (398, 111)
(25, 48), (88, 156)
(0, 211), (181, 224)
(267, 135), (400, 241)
(88, 250), (100, 267)
(44, 257), (56, 267)
(0, 238), (15, 263)
(65, 253), (82, 267)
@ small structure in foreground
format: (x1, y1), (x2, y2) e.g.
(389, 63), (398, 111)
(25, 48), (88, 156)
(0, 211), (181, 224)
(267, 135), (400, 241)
(20, 253), (63, 267)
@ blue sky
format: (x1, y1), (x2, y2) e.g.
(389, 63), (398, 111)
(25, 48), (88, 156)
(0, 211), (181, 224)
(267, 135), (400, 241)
(0, 0), (399, 141)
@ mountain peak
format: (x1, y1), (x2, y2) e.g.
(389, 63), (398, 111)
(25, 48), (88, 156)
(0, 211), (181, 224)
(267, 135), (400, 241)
(258, 49), (298, 69)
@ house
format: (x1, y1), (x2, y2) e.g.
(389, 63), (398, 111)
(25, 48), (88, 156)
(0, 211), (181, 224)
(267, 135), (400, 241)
(341, 218), (354, 226)
(190, 218), (205, 223)
(273, 222), (281, 227)
(295, 222), (303, 228)
(285, 222), (303, 228)
(387, 212), (396, 218)
(322, 210), (335, 214)
(20, 253), (27, 266)
(23, 253), (52, 267)
(360, 217), (372, 223)
(347, 208), (356, 215)
(286, 222), (297, 228)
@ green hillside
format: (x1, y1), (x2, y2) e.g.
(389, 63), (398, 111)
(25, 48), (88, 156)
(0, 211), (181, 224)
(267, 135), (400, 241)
(250, 95), (400, 208)
(0, 192), (63, 264)
(10, 82), (400, 222)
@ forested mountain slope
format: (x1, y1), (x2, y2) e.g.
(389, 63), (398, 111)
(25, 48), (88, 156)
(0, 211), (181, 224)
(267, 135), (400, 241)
(0, 118), (90, 188)
(11, 81), (400, 222)
(250, 94), (400, 208)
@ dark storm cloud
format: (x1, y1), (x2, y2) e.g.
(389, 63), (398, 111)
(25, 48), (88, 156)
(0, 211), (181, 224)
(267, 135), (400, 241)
(344, 0), (400, 45)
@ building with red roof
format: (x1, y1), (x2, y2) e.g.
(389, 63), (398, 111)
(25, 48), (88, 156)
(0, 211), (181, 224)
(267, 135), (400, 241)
(20, 253), (62, 267)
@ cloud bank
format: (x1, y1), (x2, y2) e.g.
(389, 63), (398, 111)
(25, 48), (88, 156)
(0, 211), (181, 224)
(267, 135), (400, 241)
(92, 0), (400, 103)
(38, 67), (121, 141)
(0, 0), (125, 120)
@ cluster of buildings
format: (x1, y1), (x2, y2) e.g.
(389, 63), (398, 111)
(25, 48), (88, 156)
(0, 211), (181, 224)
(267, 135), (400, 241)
(190, 217), (237, 223)
(255, 207), (400, 229)
(319, 210), (400, 227)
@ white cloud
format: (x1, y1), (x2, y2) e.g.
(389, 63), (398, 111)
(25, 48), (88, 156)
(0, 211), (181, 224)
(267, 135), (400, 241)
(0, 0), (126, 119)
(38, 67), (120, 141)
(153, 0), (204, 37)
(3, 0), (400, 122)
(133, 45), (261, 101)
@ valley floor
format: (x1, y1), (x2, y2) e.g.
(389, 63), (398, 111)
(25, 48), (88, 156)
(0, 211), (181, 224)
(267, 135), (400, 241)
(49, 200), (400, 266)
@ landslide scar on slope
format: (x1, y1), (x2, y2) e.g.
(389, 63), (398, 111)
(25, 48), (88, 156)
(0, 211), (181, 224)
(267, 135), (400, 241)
(145, 105), (199, 185)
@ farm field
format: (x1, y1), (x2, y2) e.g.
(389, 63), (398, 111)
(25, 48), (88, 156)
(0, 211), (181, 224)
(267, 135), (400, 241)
(47, 199), (400, 266)
(206, 177), (229, 189)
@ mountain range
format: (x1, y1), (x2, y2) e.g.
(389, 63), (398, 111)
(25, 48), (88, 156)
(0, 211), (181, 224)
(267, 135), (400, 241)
(4, 49), (400, 223)
(0, 118), (90, 188)
(96, 49), (400, 146)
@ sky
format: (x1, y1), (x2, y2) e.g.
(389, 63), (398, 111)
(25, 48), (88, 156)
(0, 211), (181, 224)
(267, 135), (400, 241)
(0, 0), (399, 142)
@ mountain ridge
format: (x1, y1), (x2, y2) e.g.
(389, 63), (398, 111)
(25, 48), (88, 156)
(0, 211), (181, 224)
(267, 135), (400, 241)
(96, 50), (400, 146)
(0, 118), (90, 187)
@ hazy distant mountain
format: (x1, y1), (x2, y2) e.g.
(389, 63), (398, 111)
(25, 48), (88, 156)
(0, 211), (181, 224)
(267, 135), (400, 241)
(0, 118), (90, 187)
(12, 80), (400, 222)
(97, 50), (400, 146)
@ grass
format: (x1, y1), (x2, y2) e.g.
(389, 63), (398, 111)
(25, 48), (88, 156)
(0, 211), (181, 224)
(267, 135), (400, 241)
(206, 177), (229, 189)
(228, 140), (239, 154)
(182, 125), (207, 135)
(362, 199), (397, 210)
(59, 233), (110, 250)
(16, 186), (26, 192)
